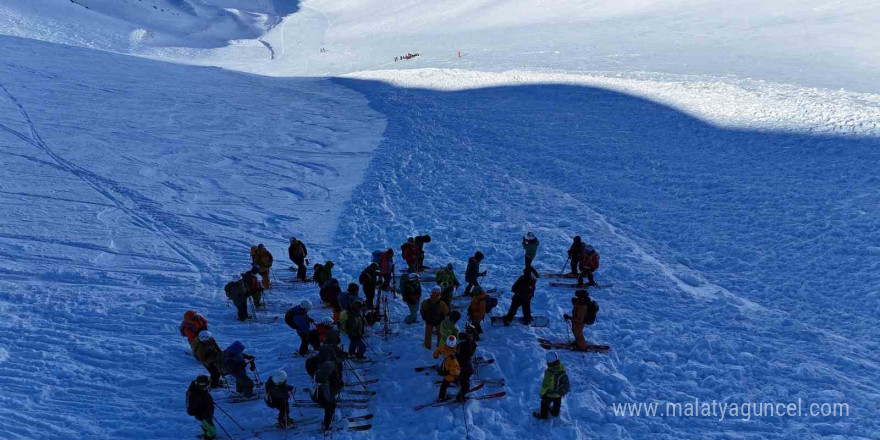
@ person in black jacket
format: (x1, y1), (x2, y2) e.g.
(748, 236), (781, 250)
(186, 375), (216, 440)
(358, 262), (380, 309)
(455, 331), (478, 402)
(312, 360), (341, 431)
(265, 370), (295, 428)
(288, 237), (309, 281)
(567, 236), (586, 275)
(503, 268), (537, 326)
(463, 251), (487, 297)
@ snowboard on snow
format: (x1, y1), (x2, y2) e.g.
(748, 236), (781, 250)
(490, 316), (550, 327)
(537, 338), (610, 352)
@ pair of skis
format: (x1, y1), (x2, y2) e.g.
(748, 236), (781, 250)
(536, 337), (610, 352)
(414, 391), (507, 411)
(489, 315), (550, 327)
(414, 357), (494, 373)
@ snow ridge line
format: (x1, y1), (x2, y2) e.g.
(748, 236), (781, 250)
(0, 82), (205, 278)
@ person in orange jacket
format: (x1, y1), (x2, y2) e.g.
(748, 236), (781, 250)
(564, 290), (599, 350)
(467, 287), (488, 340)
(577, 245), (600, 287)
(434, 335), (461, 401)
(250, 244), (274, 289)
(179, 310), (208, 355)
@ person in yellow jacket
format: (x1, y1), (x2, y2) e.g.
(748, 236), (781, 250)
(434, 335), (461, 401)
(420, 287), (449, 349)
(534, 351), (571, 419)
(250, 244), (274, 289)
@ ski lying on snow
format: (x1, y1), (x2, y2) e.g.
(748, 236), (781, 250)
(548, 282), (613, 289)
(543, 273), (580, 279)
(303, 388), (377, 396)
(435, 377), (505, 388)
(489, 316), (550, 327)
(415, 358), (494, 372)
(537, 338), (610, 352)
(294, 397), (370, 404)
(414, 391), (507, 411)
(255, 422), (372, 435)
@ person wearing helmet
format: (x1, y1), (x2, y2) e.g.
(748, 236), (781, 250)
(434, 263), (460, 307)
(567, 236), (587, 275)
(250, 244), (274, 289)
(401, 272), (422, 324)
(463, 251), (487, 297)
(503, 267), (538, 326)
(420, 287), (450, 349)
(358, 262), (380, 309)
(439, 310), (461, 348)
(535, 351), (570, 419)
(455, 332), (477, 402)
(434, 335), (460, 401)
(307, 315), (336, 349)
(340, 300), (367, 360)
(186, 375), (216, 440)
(288, 237), (309, 282)
(285, 300), (316, 355)
(265, 369), (295, 428)
(179, 310), (208, 356)
(522, 232), (540, 278)
(577, 245), (600, 287)
(193, 331), (224, 388)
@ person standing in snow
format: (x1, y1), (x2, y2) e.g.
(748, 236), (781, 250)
(420, 287), (449, 349)
(401, 272), (422, 324)
(522, 232), (540, 278)
(564, 290), (599, 350)
(250, 244), (274, 289)
(222, 341), (256, 397)
(287, 237), (308, 281)
(337, 283), (360, 316)
(242, 265), (264, 309)
(312, 360), (341, 431)
(438, 310), (461, 347)
(463, 251), (487, 297)
(265, 370), (295, 428)
(567, 236), (586, 275)
(503, 268), (537, 326)
(284, 300), (315, 355)
(534, 351), (570, 419)
(467, 286), (489, 340)
(434, 263), (460, 306)
(193, 331), (224, 388)
(179, 310), (208, 356)
(340, 300), (367, 360)
(186, 375), (216, 440)
(455, 331), (477, 401)
(313, 260), (334, 286)
(434, 335), (461, 401)
(414, 235), (431, 271)
(577, 245), (600, 287)
(377, 248), (395, 291)
(319, 278), (342, 321)
(401, 237), (418, 273)
(358, 262), (380, 309)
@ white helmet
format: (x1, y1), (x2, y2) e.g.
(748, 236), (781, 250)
(271, 369), (287, 384)
(545, 350), (559, 364)
(446, 335), (458, 348)
(198, 331), (213, 342)
(430, 286), (441, 295)
(525, 232), (537, 240)
(321, 316), (334, 326)
(300, 300), (313, 310)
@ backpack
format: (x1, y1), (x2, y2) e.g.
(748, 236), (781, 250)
(264, 381), (277, 408)
(185, 389), (196, 416)
(224, 280), (247, 301)
(584, 300), (599, 325)
(426, 301), (443, 324)
(437, 357), (450, 376)
(552, 370), (572, 396)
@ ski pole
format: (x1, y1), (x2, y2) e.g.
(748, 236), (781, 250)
(363, 337), (380, 356)
(461, 401), (471, 439)
(214, 403), (245, 431)
(250, 296), (259, 323)
(343, 359), (368, 390)
(565, 314), (574, 343)
(213, 417), (233, 440)
(252, 363), (263, 386)
(561, 256), (570, 275)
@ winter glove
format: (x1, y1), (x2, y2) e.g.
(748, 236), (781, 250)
(249, 362), (256, 372)
(479, 271), (487, 277)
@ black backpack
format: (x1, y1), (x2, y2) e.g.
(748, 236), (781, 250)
(553, 370), (572, 396)
(224, 280), (247, 301)
(584, 300), (599, 325)
(426, 301), (443, 324)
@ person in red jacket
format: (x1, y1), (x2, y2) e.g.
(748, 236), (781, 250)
(379, 248), (395, 291)
(401, 237), (418, 273)
(179, 310), (208, 356)
(577, 245), (600, 287)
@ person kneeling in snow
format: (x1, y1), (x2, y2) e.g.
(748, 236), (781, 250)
(265, 369), (295, 429)
(186, 375), (216, 440)
(534, 351), (570, 419)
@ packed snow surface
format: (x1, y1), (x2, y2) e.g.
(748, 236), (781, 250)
(0, 0), (878, 439)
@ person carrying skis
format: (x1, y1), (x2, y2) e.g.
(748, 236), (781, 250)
(434, 335), (461, 401)
(439, 310), (461, 347)
(401, 237), (418, 273)
(319, 278), (342, 321)
(522, 232), (540, 278)
(179, 310), (208, 356)
(463, 251), (487, 297)
(313, 260), (334, 286)
(358, 262), (380, 309)
(312, 360), (341, 431)
(434, 263), (460, 306)
(378, 248), (395, 291)
(534, 351), (570, 419)
(194, 331), (224, 388)
(341, 300), (367, 360)
(577, 245), (600, 287)
(337, 283), (360, 317)
(564, 289), (599, 350)
(401, 272), (422, 324)
(503, 268), (537, 326)
(567, 236), (586, 275)
(467, 286), (488, 340)
(222, 341), (256, 397)
(265, 369), (295, 428)
(284, 300), (315, 355)
(242, 265), (264, 308)
(250, 244), (274, 289)
(421, 287), (449, 349)
(186, 375), (216, 440)
(455, 331), (477, 402)
(287, 237), (309, 281)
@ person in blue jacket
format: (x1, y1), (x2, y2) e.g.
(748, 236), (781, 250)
(222, 341), (256, 397)
(284, 300), (315, 355)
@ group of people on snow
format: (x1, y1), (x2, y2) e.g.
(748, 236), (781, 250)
(394, 52), (421, 62)
(184, 231), (601, 437)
